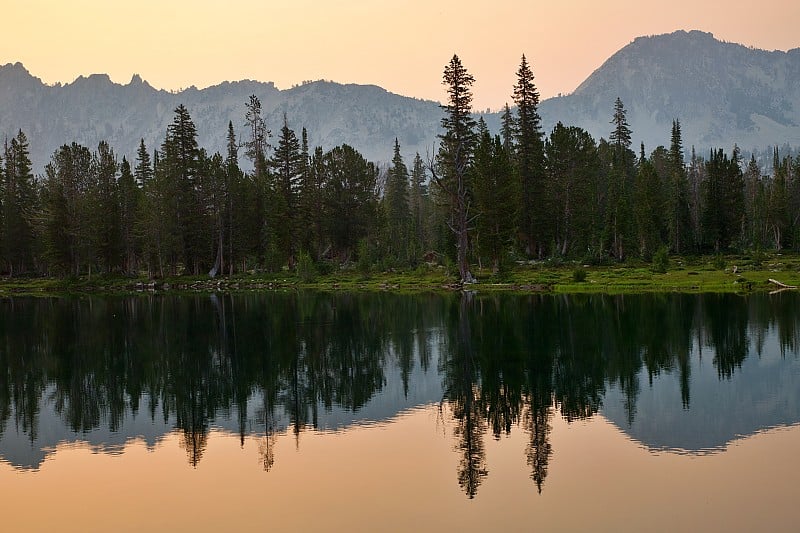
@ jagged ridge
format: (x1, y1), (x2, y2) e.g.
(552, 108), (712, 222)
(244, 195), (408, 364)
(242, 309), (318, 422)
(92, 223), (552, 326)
(2, 30), (800, 173)
(0, 62), (442, 172)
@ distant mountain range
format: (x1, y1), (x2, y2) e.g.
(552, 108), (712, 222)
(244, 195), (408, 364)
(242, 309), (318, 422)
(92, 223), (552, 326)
(540, 30), (800, 157)
(1, 29), (800, 173)
(0, 63), (442, 173)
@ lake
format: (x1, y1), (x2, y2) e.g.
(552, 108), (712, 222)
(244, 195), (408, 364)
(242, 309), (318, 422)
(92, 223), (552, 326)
(1, 291), (798, 531)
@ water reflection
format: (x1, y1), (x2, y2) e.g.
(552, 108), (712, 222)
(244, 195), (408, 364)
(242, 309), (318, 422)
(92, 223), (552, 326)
(1, 291), (799, 497)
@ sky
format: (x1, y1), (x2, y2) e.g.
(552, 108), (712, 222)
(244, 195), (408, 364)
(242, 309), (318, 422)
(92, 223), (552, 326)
(4, 0), (800, 110)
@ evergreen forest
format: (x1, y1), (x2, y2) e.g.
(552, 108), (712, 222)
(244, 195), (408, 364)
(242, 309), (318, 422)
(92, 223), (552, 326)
(2, 55), (800, 283)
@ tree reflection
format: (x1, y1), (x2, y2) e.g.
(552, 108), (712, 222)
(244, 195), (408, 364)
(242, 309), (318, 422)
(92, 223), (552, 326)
(441, 293), (488, 498)
(703, 294), (749, 379)
(524, 403), (552, 494)
(0, 291), (798, 495)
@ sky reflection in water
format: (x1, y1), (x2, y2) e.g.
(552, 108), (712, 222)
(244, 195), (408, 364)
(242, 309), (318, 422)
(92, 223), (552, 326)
(0, 291), (798, 530)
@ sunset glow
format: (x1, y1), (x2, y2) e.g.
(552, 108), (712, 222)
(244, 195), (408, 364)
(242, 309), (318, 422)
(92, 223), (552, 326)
(5, 0), (799, 109)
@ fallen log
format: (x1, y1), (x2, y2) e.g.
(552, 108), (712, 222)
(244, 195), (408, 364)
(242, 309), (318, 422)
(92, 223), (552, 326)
(768, 278), (798, 289)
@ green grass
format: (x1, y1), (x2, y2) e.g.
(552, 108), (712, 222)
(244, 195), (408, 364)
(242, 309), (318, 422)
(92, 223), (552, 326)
(2, 254), (800, 296)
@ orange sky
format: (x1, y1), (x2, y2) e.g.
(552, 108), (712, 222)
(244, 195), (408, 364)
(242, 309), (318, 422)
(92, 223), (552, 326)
(4, 0), (800, 110)
(1, 412), (798, 531)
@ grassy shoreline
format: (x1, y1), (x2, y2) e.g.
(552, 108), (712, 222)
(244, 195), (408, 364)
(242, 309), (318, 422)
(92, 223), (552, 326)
(2, 254), (800, 297)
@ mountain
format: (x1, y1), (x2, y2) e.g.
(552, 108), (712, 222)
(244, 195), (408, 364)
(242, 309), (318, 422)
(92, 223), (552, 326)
(601, 334), (800, 453)
(1, 30), (800, 173)
(539, 30), (800, 155)
(0, 62), (443, 173)
(0, 349), (444, 470)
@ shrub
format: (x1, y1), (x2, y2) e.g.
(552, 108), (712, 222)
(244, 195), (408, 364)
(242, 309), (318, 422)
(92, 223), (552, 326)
(712, 254), (726, 270)
(492, 253), (514, 282)
(751, 249), (766, 267)
(442, 256), (458, 280)
(652, 246), (669, 273)
(572, 266), (587, 282)
(263, 244), (283, 273)
(316, 260), (335, 276)
(357, 238), (372, 277)
(296, 251), (317, 283)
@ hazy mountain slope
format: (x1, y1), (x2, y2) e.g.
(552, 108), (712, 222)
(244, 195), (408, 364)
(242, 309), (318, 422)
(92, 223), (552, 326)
(2, 30), (800, 173)
(0, 62), (442, 173)
(539, 30), (800, 153)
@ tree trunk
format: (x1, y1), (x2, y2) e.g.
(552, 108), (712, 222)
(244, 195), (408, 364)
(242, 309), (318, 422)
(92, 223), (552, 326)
(209, 219), (224, 278)
(456, 205), (474, 283)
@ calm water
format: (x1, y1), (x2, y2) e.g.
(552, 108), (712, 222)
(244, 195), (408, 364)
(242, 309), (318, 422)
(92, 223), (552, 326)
(1, 291), (799, 531)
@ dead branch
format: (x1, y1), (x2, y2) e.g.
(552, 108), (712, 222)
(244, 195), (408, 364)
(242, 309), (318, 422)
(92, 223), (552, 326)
(768, 278), (798, 289)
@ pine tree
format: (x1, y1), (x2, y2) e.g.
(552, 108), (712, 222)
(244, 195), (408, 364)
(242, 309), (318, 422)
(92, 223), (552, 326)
(472, 120), (519, 271)
(767, 150), (790, 250)
(791, 156), (800, 250)
(41, 142), (93, 275)
(92, 141), (120, 273)
(300, 145), (327, 258)
(296, 127), (319, 257)
(135, 139), (169, 277)
(433, 54), (477, 283)
(703, 148), (745, 251)
(383, 138), (411, 265)
(118, 157), (140, 274)
(687, 146), (704, 250)
(545, 123), (599, 257)
(513, 55), (546, 257)
(134, 138), (153, 187)
(610, 97), (632, 151)
(606, 97), (635, 259)
(244, 94), (270, 179)
(70, 142), (96, 275)
(2, 131), (37, 274)
(161, 104), (204, 274)
(633, 147), (663, 258)
(500, 103), (516, 155)
(322, 145), (379, 259)
(243, 95), (270, 267)
(223, 121), (244, 275)
(742, 155), (768, 249)
(297, 136), (325, 260)
(268, 114), (303, 268)
(408, 153), (429, 265)
(665, 119), (691, 253)
(727, 146), (746, 250)
(203, 151), (227, 277)
(0, 146), (4, 271)
(40, 156), (71, 274)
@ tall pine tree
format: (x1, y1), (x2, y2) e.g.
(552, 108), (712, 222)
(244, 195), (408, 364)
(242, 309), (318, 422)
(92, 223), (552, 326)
(158, 105), (203, 274)
(408, 153), (430, 265)
(269, 114), (303, 268)
(2, 131), (37, 274)
(513, 55), (546, 257)
(606, 97), (635, 259)
(433, 54), (477, 283)
(92, 141), (120, 273)
(665, 120), (691, 253)
(383, 138), (411, 265)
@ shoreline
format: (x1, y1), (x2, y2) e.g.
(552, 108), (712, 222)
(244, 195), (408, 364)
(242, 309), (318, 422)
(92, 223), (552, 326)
(2, 256), (799, 297)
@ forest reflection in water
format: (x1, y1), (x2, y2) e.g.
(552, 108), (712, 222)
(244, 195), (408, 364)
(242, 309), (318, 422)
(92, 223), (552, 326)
(1, 291), (799, 499)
